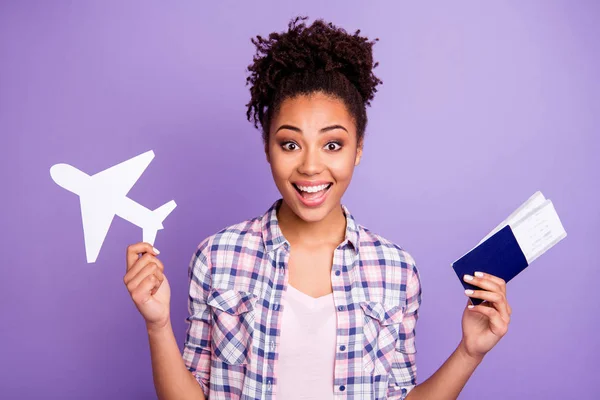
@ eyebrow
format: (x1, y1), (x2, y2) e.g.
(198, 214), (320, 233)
(275, 124), (348, 135)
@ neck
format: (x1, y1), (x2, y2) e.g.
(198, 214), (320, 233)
(277, 200), (347, 247)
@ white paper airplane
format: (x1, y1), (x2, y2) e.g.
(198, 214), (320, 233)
(50, 150), (177, 263)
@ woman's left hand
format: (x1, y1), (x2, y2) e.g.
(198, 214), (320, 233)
(459, 271), (512, 361)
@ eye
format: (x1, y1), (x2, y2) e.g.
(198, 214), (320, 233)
(325, 141), (342, 151)
(281, 141), (299, 151)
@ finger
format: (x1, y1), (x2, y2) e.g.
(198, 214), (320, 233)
(126, 242), (160, 271)
(468, 304), (509, 337)
(465, 272), (510, 318)
(150, 273), (169, 296)
(465, 289), (510, 322)
(131, 274), (161, 305)
(463, 274), (502, 294)
(124, 253), (164, 285)
(125, 262), (164, 293)
(128, 264), (164, 296)
(473, 271), (507, 296)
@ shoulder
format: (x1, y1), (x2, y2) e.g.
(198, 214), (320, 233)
(357, 225), (422, 310)
(192, 214), (264, 267)
(357, 225), (421, 289)
(358, 225), (417, 268)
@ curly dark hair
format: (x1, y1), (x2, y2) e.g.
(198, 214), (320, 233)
(245, 16), (383, 146)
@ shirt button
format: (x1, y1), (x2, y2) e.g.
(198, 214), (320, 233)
(339, 385), (346, 391)
(273, 304), (279, 311)
(339, 345), (346, 351)
(270, 341), (276, 351)
(335, 270), (341, 276)
(337, 305), (345, 311)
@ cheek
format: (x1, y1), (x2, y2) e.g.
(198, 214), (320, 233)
(268, 151), (295, 179)
(329, 153), (356, 182)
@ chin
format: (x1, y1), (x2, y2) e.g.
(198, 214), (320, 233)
(292, 203), (334, 223)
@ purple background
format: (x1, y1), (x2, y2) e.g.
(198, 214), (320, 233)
(1, 1), (598, 399)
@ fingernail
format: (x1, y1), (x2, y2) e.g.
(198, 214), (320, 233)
(464, 274), (474, 281)
(474, 271), (484, 278)
(465, 289), (474, 295)
(468, 305), (475, 309)
(153, 247), (160, 254)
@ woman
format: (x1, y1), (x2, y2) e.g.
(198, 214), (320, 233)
(124, 16), (512, 400)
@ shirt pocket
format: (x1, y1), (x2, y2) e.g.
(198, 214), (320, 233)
(359, 300), (405, 376)
(207, 288), (257, 366)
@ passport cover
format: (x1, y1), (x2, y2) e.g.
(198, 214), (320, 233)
(452, 225), (528, 306)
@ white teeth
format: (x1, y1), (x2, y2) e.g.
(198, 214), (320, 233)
(296, 184), (330, 193)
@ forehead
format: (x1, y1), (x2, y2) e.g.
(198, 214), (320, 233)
(272, 92), (355, 127)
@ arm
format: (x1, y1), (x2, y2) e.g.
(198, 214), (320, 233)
(387, 262), (488, 400)
(124, 242), (207, 400)
(405, 341), (483, 400)
(147, 321), (207, 400)
(406, 271), (512, 400)
(387, 262), (420, 399)
(151, 242), (214, 400)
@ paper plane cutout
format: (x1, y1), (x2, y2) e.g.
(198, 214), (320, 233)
(50, 150), (176, 263)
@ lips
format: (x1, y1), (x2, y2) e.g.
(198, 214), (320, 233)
(292, 182), (333, 194)
(291, 181), (333, 207)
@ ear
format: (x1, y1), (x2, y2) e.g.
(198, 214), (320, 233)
(354, 140), (363, 166)
(264, 142), (271, 164)
(263, 129), (272, 164)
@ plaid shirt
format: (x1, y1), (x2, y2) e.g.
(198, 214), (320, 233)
(183, 199), (422, 399)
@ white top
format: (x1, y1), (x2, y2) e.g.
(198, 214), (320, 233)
(276, 284), (337, 399)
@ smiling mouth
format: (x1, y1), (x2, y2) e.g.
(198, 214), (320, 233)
(292, 183), (333, 199)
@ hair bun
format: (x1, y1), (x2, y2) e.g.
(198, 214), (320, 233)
(247, 16), (382, 107)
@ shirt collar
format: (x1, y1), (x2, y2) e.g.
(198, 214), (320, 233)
(260, 198), (360, 254)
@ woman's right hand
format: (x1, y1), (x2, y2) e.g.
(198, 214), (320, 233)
(124, 242), (171, 330)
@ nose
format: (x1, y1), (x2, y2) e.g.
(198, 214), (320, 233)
(297, 144), (323, 176)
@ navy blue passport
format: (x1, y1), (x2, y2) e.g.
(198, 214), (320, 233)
(452, 225), (528, 306)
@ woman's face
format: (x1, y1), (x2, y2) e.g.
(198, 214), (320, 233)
(266, 92), (362, 223)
